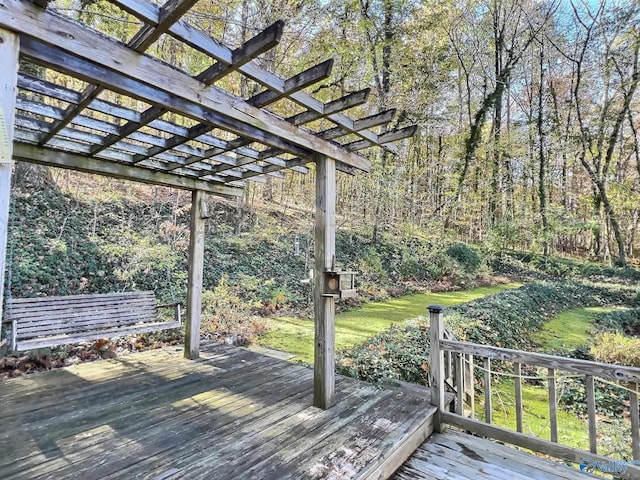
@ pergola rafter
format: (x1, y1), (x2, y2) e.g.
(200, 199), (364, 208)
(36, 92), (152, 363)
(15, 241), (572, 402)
(0, 0), (418, 411)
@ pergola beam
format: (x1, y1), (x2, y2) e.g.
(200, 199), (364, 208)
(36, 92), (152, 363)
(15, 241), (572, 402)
(128, 0), (200, 51)
(287, 88), (370, 126)
(345, 125), (418, 152)
(12, 143), (243, 197)
(319, 109), (397, 141)
(196, 20), (284, 84)
(249, 59), (334, 107)
(1, 1), (371, 170)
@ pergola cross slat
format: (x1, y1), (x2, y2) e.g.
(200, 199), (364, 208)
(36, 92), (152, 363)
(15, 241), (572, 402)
(152, 58), (335, 169)
(39, 0), (202, 146)
(91, 20), (285, 158)
(106, 0), (398, 155)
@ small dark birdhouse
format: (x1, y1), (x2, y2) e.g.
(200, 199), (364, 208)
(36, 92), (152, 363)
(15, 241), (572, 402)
(323, 268), (357, 299)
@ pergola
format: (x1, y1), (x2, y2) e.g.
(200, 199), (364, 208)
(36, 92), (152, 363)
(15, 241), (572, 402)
(0, 0), (415, 409)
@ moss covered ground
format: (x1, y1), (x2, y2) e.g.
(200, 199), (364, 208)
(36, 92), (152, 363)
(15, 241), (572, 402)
(258, 283), (521, 363)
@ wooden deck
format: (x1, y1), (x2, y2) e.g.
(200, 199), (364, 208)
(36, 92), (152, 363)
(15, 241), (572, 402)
(0, 342), (436, 479)
(393, 429), (583, 480)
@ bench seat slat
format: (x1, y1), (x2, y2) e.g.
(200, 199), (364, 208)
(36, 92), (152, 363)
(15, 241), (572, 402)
(16, 310), (159, 329)
(15, 321), (182, 351)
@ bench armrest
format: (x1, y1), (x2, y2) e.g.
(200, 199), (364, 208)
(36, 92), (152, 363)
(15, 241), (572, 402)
(157, 303), (183, 324)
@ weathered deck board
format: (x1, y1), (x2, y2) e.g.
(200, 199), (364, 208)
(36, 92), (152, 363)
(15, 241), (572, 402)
(0, 342), (436, 480)
(393, 428), (583, 480)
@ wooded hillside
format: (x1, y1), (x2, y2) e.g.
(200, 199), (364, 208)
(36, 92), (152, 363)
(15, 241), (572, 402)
(14, 0), (640, 265)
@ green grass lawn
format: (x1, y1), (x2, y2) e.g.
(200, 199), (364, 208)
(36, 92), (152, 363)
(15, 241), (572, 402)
(258, 283), (521, 363)
(531, 306), (623, 352)
(477, 305), (626, 456)
(479, 378), (590, 450)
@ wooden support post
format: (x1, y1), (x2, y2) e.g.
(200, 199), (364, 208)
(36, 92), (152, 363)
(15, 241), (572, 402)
(0, 28), (18, 328)
(313, 155), (336, 409)
(429, 305), (445, 432)
(455, 353), (464, 416)
(184, 189), (206, 360)
(465, 353), (475, 418)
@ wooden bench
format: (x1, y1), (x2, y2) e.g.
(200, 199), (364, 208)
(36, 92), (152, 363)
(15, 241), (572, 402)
(5, 291), (182, 351)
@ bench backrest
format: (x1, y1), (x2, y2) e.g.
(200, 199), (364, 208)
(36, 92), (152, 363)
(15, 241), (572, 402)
(8, 291), (160, 342)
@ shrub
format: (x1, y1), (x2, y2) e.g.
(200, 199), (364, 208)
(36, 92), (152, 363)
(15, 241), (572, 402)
(558, 376), (628, 416)
(590, 332), (640, 367)
(337, 321), (431, 384)
(200, 277), (267, 346)
(493, 251), (640, 284)
(446, 243), (483, 272)
(358, 247), (388, 283)
(593, 308), (640, 336)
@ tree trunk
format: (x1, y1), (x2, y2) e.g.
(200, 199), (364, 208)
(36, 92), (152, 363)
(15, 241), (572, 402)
(537, 42), (549, 256)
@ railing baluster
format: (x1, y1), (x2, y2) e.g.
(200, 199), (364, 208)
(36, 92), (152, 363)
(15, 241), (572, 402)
(631, 382), (639, 460)
(484, 357), (492, 424)
(514, 362), (523, 433)
(466, 353), (475, 418)
(586, 374), (597, 454)
(455, 353), (464, 415)
(548, 368), (558, 443)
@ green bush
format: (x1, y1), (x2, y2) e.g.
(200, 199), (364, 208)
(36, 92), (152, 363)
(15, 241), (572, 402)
(558, 376), (629, 416)
(590, 332), (640, 367)
(338, 322), (431, 384)
(493, 251), (640, 284)
(594, 308), (640, 336)
(200, 276), (267, 345)
(446, 243), (482, 272)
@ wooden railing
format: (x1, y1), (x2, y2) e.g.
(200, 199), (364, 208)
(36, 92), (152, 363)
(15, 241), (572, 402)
(428, 305), (640, 478)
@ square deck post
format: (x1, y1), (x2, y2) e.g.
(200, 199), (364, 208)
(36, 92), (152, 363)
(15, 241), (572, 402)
(429, 305), (445, 432)
(185, 189), (206, 359)
(0, 28), (19, 327)
(313, 154), (336, 409)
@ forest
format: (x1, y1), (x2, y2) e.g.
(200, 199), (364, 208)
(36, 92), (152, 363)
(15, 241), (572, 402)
(15, 0), (636, 267)
(153, 0), (640, 265)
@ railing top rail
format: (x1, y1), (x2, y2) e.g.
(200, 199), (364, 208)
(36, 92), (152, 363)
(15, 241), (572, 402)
(440, 338), (640, 383)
